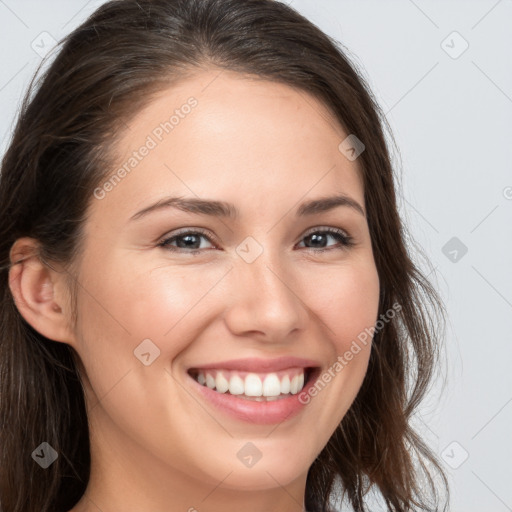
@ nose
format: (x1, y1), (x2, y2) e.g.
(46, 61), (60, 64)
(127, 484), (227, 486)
(223, 249), (308, 344)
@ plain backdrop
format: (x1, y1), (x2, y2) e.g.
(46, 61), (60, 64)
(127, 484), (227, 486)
(0, 1), (511, 511)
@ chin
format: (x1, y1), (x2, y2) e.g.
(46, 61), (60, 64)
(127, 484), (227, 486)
(201, 447), (312, 491)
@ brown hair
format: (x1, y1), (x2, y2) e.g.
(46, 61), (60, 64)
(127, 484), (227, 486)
(0, 0), (449, 510)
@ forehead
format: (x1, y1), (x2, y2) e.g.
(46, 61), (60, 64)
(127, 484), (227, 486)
(90, 69), (364, 224)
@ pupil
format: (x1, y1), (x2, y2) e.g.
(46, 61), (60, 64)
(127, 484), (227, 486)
(178, 234), (199, 249)
(308, 233), (326, 248)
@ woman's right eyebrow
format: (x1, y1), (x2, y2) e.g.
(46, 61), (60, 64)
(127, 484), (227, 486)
(130, 196), (238, 221)
(128, 193), (365, 223)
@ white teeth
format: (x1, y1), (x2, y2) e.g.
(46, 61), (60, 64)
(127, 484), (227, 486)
(228, 375), (244, 395)
(215, 371), (229, 393)
(290, 374), (299, 394)
(193, 369), (307, 397)
(205, 373), (216, 389)
(298, 372), (304, 391)
(244, 373), (263, 396)
(280, 374), (290, 394)
(262, 374), (281, 397)
(290, 373), (305, 394)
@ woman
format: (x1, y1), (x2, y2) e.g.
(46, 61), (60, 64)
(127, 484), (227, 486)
(0, 0), (449, 511)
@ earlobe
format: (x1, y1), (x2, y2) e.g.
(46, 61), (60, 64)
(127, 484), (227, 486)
(8, 237), (75, 345)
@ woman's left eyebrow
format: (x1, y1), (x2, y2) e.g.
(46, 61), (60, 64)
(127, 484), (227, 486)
(129, 193), (365, 222)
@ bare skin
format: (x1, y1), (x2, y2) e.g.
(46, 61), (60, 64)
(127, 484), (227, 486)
(9, 68), (380, 512)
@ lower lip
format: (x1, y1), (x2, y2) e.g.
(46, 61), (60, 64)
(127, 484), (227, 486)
(188, 368), (320, 425)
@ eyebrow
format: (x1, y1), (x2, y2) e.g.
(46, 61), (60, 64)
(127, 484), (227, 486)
(129, 193), (365, 221)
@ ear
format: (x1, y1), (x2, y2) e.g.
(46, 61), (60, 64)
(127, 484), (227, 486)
(8, 237), (76, 346)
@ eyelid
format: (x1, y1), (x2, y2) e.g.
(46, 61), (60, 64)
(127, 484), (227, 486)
(301, 225), (350, 238)
(159, 226), (220, 247)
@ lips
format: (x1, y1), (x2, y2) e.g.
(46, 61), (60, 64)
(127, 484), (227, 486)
(187, 357), (319, 398)
(187, 356), (320, 373)
(187, 359), (321, 425)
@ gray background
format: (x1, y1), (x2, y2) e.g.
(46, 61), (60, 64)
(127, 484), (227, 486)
(0, 1), (511, 511)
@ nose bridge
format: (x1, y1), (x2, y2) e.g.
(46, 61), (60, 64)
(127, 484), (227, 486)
(224, 238), (307, 340)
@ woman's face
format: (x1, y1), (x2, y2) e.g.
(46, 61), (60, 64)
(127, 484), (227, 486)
(68, 69), (379, 502)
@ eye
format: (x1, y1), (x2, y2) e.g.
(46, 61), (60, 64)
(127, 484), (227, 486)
(157, 226), (355, 255)
(157, 228), (216, 255)
(296, 227), (355, 253)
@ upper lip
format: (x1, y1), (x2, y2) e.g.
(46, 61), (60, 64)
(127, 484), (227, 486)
(188, 356), (321, 373)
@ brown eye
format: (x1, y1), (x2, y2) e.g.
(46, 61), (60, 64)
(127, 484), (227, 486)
(297, 228), (354, 252)
(158, 229), (216, 254)
(157, 226), (354, 256)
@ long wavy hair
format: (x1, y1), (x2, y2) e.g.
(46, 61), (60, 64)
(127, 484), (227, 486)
(0, 0), (449, 510)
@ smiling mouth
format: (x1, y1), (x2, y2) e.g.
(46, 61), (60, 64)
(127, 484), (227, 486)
(187, 367), (318, 401)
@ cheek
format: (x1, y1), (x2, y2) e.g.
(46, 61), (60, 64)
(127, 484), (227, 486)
(302, 259), (380, 350)
(294, 262), (379, 434)
(72, 254), (228, 364)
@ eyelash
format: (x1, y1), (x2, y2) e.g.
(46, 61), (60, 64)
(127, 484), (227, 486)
(157, 226), (355, 255)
